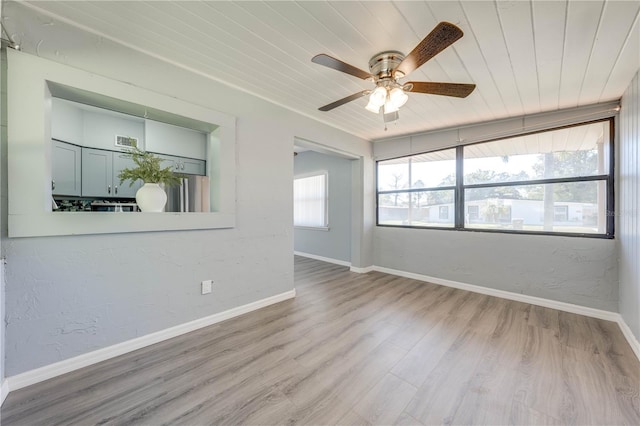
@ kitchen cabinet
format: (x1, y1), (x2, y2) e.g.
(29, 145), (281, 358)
(82, 148), (112, 197)
(113, 152), (143, 198)
(52, 98), (145, 151)
(157, 154), (206, 176)
(82, 108), (145, 151)
(145, 120), (207, 160)
(52, 140), (82, 196)
(179, 158), (206, 175)
(51, 99), (83, 145)
(82, 148), (142, 198)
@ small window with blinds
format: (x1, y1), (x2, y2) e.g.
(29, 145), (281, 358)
(294, 172), (328, 229)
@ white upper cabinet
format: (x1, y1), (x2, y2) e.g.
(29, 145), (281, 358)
(52, 99), (145, 150)
(51, 98), (206, 159)
(145, 120), (207, 160)
(180, 157), (206, 175)
(82, 109), (145, 151)
(112, 152), (143, 198)
(81, 148), (113, 198)
(51, 99), (84, 145)
(81, 148), (143, 198)
(51, 140), (81, 196)
(156, 153), (206, 176)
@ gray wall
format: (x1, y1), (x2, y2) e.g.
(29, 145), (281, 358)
(373, 105), (620, 312)
(375, 227), (617, 311)
(294, 151), (352, 263)
(619, 70), (640, 340)
(2, 15), (370, 375)
(1, 46), (6, 386)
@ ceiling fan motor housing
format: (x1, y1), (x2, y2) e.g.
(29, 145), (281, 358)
(369, 51), (405, 82)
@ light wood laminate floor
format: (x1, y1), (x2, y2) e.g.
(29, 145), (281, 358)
(2, 257), (639, 425)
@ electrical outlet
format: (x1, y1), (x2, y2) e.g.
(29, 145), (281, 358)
(201, 280), (213, 295)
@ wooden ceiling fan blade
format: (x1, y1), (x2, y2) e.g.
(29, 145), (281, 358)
(407, 81), (476, 98)
(395, 22), (464, 77)
(318, 90), (370, 112)
(312, 54), (373, 80)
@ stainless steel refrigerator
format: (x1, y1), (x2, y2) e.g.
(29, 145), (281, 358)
(165, 175), (210, 212)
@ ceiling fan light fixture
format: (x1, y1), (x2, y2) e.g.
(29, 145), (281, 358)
(383, 101), (399, 114)
(389, 87), (409, 109)
(365, 99), (381, 113)
(369, 86), (387, 108)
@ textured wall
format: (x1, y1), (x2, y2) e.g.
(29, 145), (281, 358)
(294, 151), (353, 263)
(1, 45), (7, 385)
(2, 21), (370, 375)
(375, 227), (618, 311)
(372, 106), (620, 312)
(619, 70), (640, 340)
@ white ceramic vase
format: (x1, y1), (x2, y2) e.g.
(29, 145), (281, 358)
(136, 183), (167, 212)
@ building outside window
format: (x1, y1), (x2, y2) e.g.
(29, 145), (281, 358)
(554, 205), (569, 222)
(467, 205), (480, 221)
(439, 206), (449, 220)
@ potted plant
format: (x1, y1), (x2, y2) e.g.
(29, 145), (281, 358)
(118, 147), (182, 212)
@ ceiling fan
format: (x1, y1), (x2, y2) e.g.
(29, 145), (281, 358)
(312, 22), (476, 123)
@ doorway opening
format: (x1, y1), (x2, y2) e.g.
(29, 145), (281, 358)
(293, 138), (360, 268)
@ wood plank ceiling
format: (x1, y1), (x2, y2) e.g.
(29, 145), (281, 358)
(3, 1), (639, 141)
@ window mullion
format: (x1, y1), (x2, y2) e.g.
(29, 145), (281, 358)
(378, 186), (456, 195)
(607, 118), (615, 236)
(408, 157), (413, 225)
(455, 146), (464, 229)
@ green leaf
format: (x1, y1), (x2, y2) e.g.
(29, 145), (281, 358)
(117, 147), (182, 187)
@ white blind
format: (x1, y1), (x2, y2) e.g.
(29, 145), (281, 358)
(294, 173), (327, 227)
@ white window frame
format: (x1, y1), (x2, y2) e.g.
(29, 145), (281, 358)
(294, 171), (329, 231)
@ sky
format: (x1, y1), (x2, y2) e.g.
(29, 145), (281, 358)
(378, 153), (540, 191)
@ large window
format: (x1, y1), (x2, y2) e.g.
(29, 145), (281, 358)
(377, 119), (614, 237)
(294, 172), (328, 228)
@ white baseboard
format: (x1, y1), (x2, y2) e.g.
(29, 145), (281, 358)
(617, 316), (640, 361)
(374, 265), (640, 362)
(292, 251), (375, 273)
(373, 266), (620, 321)
(1, 379), (8, 406)
(5, 289), (296, 393)
(350, 265), (374, 274)
(1, 260), (5, 406)
(294, 251), (351, 267)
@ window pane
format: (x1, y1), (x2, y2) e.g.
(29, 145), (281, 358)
(464, 121), (610, 185)
(377, 158), (409, 191)
(294, 174), (327, 227)
(410, 149), (456, 188)
(378, 148), (456, 191)
(379, 190), (454, 228)
(465, 180), (607, 234)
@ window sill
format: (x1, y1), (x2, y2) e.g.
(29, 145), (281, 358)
(376, 223), (613, 239)
(9, 212), (235, 238)
(294, 226), (330, 232)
